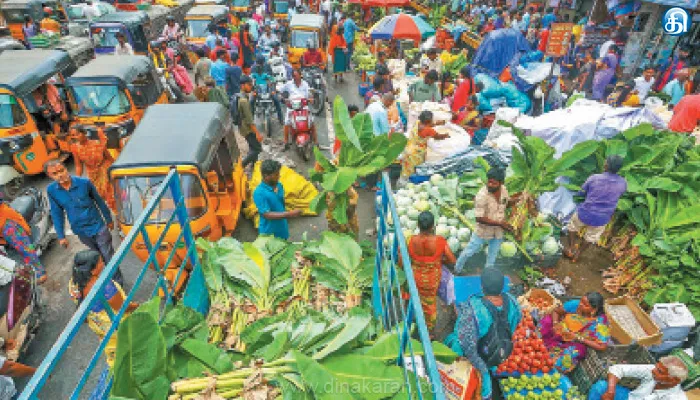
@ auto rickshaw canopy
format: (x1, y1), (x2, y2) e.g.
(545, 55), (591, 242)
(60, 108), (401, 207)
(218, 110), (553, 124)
(0, 38), (25, 54)
(110, 103), (232, 175)
(91, 11), (150, 29)
(1, 0), (44, 20)
(290, 13), (324, 29)
(186, 4), (229, 18)
(0, 49), (72, 98)
(67, 55), (155, 87)
(193, 0), (228, 5)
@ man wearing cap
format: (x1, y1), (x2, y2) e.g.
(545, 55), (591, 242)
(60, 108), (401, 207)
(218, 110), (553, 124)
(564, 155), (626, 263)
(40, 7), (61, 33)
(456, 268), (522, 400)
(455, 168), (516, 271)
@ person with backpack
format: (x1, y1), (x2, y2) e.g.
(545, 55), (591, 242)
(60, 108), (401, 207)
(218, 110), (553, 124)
(456, 268), (522, 400)
(236, 75), (262, 170)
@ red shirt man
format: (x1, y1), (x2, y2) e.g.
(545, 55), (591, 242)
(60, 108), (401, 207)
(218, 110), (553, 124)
(302, 48), (323, 67)
(668, 94), (700, 133)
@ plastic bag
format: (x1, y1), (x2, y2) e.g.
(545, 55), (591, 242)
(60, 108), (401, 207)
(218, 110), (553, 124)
(506, 91), (532, 113)
(476, 92), (493, 112)
(426, 123), (472, 163)
(475, 73), (503, 99)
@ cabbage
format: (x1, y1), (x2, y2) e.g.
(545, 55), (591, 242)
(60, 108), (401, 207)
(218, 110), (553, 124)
(406, 183), (416, 191)
(457, 227), (471, 241)
(542, 236), (560, 255)
(430, 174), (444, 185)
(435, 224), (450, 237)
(405, 220), (418, 231)
(407, 209), (420, 220)
(396, 197), (412, 207)
(399, 215), (410, 227)
(500, 241), (518, 257)
(449, 226), (458, 238)
(416, 192), (430, 201)
(403, 229), (413, 239)
(438, 216), (448, 225)
(447, 218), (460, 227)
(415, 200), (431, 212)
(447, 237), (461, 253)
(397, 206), (408, 216)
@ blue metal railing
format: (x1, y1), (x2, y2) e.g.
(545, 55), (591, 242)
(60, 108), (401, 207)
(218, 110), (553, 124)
(373, 172), (446, 400)
(20, 169), (208, 399)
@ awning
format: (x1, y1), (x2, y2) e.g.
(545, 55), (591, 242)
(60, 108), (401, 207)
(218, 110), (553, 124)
(642, 0), (697, 9)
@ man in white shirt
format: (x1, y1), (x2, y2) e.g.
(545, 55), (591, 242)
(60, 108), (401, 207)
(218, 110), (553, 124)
(258, 25), (279, 48)
(634, 66), (656, 101)
(281, 69), (315, 149)
(420, 48), (443, 75)
(114, 32), (134, 55)
(589, 355), (688, 400)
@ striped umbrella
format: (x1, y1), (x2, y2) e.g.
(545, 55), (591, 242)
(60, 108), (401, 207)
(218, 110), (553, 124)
(369, 13), (436, 42)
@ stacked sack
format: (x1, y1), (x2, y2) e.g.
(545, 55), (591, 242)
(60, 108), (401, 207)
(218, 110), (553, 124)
(475, 74), (532, 114)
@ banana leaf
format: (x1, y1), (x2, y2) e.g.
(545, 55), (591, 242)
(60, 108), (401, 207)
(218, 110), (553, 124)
(303, 231), (370, 297)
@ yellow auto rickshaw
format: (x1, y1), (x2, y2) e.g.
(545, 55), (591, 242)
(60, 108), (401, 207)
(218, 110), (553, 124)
(65, 55), (169, 160)
(184, 5), (229, 47)
(0, 49), (73, 197)
(1, 0), (68, 41)
(288, 13), (326, 68)
(109, 103), (246, 289)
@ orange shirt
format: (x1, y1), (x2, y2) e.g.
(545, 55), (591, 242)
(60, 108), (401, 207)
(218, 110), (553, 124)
(40, 18), (61, 33)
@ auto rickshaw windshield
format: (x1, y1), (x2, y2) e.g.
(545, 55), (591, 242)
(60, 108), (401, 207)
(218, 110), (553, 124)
(114, 174), (208, 225)
(92, 27), (123, 48)
(291, 30), (317, 48)
(0, 94), (27, 128)
(186, 19), (210, 37)
(2, 9), (27, 23)
(71, 85), (131, 117)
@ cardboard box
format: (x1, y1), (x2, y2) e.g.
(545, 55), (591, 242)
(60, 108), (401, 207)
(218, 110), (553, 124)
(605, 296), (662, 346)
(438, 358), (480, 400)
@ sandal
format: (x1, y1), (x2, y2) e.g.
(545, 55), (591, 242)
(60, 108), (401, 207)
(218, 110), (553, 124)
(562, 249), (578, 263)
(36, 272), (47, 285)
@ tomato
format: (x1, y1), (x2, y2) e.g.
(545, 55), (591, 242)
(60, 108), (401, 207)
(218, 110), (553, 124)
(543, 366), (551, 373)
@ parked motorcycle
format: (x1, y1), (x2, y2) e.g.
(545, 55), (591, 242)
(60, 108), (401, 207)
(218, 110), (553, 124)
(254, 84), (275, 138)
(0, 186), (53, 361)
(302, 67), (326, 115)
(284, 94), (314, 161)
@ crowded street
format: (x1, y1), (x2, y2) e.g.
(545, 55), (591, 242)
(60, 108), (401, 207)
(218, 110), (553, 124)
(0, 0), (699, 398)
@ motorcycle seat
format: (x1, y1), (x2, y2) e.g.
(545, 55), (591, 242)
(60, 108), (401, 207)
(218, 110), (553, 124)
(10, 195), (36, 224)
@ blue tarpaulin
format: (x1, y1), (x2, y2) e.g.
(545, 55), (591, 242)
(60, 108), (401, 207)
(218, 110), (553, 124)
(470, 28), (531, 76)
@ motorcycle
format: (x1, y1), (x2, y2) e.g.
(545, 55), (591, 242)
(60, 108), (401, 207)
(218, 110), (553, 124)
(284, 94), (314, 161)
(0, 137), (27, 200)
(302, 67), (326, 115)
(0, 186), (53, 361)
(254, 83), (275, 138)
(163, 37), (193, 70)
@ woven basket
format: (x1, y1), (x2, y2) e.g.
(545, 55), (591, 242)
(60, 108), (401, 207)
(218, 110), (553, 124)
(570, 344), (655, 394)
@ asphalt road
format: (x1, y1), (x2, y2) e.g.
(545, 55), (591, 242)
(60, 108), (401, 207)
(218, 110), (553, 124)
(14, 71), (379, 398)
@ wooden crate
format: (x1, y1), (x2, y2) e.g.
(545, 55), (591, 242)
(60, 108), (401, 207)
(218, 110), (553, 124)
(605, 296), (662, 346)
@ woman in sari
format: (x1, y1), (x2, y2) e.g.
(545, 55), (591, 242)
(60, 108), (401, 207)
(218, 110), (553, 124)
(69, 250), (138, 367)
(540, 292), (610, 373)
(69, 128), (116, 212)
(591, 46), (618, 100)
(407, 211), (456, 334)
(328, 27), (347, 83)
(238, 24), (255, 73)
(400, 111), (450, 183)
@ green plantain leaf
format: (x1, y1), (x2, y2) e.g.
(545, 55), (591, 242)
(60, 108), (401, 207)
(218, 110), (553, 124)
(313, 307), (372, 360)
(333, 95), (362, 151)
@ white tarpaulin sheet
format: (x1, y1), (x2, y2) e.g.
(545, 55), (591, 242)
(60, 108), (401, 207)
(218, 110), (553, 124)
(516, 62), (561, 84)
(514, 99), (668, 158)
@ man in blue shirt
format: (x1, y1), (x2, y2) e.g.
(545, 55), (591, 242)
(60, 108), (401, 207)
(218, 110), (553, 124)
(541, 7), (556, 29)
(343, 16), (359, 69)
(225, 53), (243, 97)
(366, 93), (394, 136)
(205, 27), (219, 52)
(252, 160), (302, 240)
(563, 155), (627, 263)
(45, 160), (123, 284)
(210, 49), (229, 87)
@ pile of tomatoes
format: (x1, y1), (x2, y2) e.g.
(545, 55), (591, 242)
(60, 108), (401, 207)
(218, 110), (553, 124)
(496, 312), (555, 375)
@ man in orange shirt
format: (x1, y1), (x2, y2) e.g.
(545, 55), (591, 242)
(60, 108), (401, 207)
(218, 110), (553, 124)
(668, 94), (700, 134)
(40, 7), (61, 34)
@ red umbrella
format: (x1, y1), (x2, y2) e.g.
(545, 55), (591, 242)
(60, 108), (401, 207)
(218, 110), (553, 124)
(361, 0), (410, 7)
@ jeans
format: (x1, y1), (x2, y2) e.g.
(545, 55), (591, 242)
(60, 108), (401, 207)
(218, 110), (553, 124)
(242, 132), (262, 168)
(588, 381), (631, 400)
(79, 225), (123, 286)
(346, 42), (354, 68)
(455, 233), (504, 272)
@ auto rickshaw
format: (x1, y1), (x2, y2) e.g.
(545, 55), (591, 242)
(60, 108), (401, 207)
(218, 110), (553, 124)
(2, 0), (43, 41)
(272, 0), (288, 19)
(90, 12), (151, 55)
(231, 0), (251, 13)
(0, 50), (73, 197)
(109, 103), (246, 288)
(184, 5), (228, 49)
(193, 0), (228, 6)
(66, 55), (169, 160)
(288, 14), (326, 68)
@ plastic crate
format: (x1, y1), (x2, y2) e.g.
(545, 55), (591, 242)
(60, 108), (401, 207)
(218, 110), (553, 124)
(570, 344), (655, 394)
(358, 83), (370, 97)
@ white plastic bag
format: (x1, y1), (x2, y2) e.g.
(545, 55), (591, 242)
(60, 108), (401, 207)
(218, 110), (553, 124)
(425, 123), (471, 163)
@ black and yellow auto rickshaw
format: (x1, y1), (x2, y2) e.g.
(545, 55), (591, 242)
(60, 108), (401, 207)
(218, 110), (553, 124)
(1, 0), (68, 40)
(89, 12), (151, 56)
(184, 5), (228, 49)
(109, 103), (246, 288)
(66, 55), (169, 160)
(288, 14), (326, 68)
(0, 50), (73, 197)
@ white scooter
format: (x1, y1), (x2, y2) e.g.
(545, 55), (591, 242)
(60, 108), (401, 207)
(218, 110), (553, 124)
(0, 135), (31, 200)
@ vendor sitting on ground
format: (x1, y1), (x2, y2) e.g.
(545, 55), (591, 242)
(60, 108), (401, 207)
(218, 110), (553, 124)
(400, 110), (449, 182)
(456, 268), (522, 400)
(407, 211), (457, 335)
(588, 355), (688, 400)
(606, 81), (640, 107)
(541, 292), (610, 374)
(563, 155), (626, 262)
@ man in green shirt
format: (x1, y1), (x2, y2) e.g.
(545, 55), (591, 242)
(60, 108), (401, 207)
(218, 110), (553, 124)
(409, 70), (442, 103)
(204, 77), (229, 108)
(238, 75), (262, 170)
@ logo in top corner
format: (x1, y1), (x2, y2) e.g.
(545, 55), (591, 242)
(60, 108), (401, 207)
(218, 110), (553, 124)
(663, 7), (690, 36)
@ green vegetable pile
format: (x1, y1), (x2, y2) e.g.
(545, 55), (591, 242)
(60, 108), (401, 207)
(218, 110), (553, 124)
(110, 233), (457, 399)
(351, 40), (377, 71)
(567, 124), (700, 316)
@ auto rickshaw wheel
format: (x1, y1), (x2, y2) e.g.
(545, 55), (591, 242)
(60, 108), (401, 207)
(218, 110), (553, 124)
(1, 176), (24, 200)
